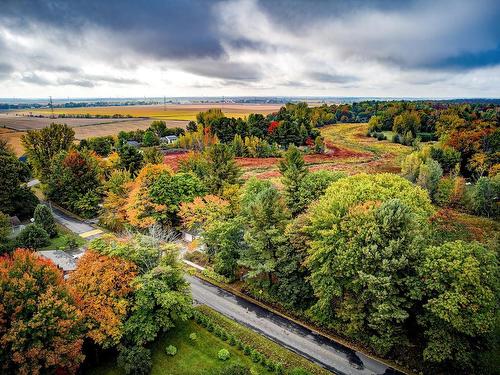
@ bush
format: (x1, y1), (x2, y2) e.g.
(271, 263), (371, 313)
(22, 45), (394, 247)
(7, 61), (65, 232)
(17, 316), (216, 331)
(165, 345), (177, 356)
(189, 332), (198, 341)
(65, 236), (80, 250)
(33, 204), (57, 238)
(392, 133), (401, 144)
(218, 348), (230, 361)
(117, 345), (152, 375)
(274, 363), (285, 375)
(250, 349), (262, 363)
(243, 345), (252, 356)
(15, 224), (49, 249)
(228, 335), (236, 346)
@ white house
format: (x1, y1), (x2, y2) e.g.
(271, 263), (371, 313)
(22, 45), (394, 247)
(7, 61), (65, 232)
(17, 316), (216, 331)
(160, 135), (178, 144)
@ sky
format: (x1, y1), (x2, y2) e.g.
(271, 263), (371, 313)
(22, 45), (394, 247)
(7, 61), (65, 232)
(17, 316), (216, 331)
(0, 0), (500, 99)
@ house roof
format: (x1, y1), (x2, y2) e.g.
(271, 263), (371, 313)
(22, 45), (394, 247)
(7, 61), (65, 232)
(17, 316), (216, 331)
(161, 135), (178, 141)
(127, 140), (140, 147)
(37, 250), (77, 272)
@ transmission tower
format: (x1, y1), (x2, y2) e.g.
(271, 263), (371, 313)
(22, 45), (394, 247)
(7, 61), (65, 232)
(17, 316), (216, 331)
(49, 96), (54, 118)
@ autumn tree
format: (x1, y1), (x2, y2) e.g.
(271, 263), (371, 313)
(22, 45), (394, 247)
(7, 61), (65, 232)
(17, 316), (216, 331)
(99, 169), (132, 231)
(0, 249), (84, 375)
(67, 250), (138, 348)
(126, 164), (205, 228)
(21, 123), (75, 181)
(149, 120), (167, 137)
(143, 146), (164, 164)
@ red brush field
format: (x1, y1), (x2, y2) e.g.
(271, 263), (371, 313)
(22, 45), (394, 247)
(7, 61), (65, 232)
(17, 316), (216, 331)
(163, 151), (188, 171)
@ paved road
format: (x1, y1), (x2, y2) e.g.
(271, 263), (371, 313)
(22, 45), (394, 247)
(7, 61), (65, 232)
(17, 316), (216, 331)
(188, 276), (401, 375)
(46, 198), (401, 375)
(48, 204), (96, 235)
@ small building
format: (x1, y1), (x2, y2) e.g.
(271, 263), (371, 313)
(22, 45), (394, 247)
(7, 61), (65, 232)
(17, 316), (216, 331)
(9, 216), (24, 235)
(37, 250), (77, 278)
(160, 135), (178, 144)
(181, 229), (200, 243)
(126, 140), (140, 148)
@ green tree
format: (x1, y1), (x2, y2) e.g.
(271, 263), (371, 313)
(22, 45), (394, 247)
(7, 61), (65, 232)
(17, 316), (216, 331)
(187, 120), (198, 132)
(0, 211), (10, 242)
(368, 115), (382, 132)
(21, 123), (75, 180)
(306, 174), (434, 353)
(33, 204), (57, 238)
(203, 217), (245, 280)
(45, 149), (103, 218)
(417, 241), (498, 369)
(393, 111), (421, 137)
(469, 175), (500, 217)
(203, 144), (242, 195)
(239, 179), (290, 285)
(118, 143), (144, 175)
(0, 140), (37, 218)
(279, 145), (308, 216)
(296, 170), (346, 213)
(84, 136), (114, 156)
(15, 223), (50, 249)
(149, 120), (167, 137)
(416, 158), (443, 198)
(142, 130), (159, 147)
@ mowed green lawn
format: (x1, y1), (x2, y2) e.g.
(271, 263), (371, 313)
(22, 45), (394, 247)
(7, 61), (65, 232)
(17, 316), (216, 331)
(85, 319), (269, 375)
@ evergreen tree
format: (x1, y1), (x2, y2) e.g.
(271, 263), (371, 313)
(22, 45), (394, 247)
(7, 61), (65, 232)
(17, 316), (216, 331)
(34, 204), (57, 238)
(279, 145), (308, 215)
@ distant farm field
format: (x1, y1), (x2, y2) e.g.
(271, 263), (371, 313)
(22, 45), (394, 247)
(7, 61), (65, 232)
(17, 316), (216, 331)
(17, 103), (281, 121)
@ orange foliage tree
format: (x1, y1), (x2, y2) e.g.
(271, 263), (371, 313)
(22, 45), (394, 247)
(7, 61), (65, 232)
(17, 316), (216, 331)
(67, 250), (137, 349)
(179, 194), (231, 230)
(0, 249), (85, 375)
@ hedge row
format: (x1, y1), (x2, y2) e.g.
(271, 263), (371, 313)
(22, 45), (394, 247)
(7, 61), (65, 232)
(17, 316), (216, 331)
(194, 306), (329, 375)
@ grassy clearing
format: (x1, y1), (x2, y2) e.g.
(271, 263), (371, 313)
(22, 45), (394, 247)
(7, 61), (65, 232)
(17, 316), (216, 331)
(40, 223), (85, 251)
(85, 310), (285, 375)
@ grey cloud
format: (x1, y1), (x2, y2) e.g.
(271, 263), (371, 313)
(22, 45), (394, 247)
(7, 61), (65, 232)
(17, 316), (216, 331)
(21, 73), (51, 85)
(0, 63), (14, 79)
(308, 72), (359, 84)
(181, 61), (262, 81)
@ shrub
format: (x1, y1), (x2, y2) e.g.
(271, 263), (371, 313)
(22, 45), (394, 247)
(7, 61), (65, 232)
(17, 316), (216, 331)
(250, 349), (262, 363)
(65, 236), (80, 250)
(15, 223), (49, 249)
(33, 204), (57, 238)
(392, 133), (401, 144)
(189, 332), (198, 341)
(243, 345), (252, 355)
(165, 345), (177, 356)
(218, 348), (230, 361)
(434, 177), (454, 206)
(228, 335), (236, 346)
(117, 346), (152, 375)
(220, 330), (228, 341)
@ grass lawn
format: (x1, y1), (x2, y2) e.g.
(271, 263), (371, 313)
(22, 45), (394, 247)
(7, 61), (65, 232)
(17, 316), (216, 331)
(40, 223), (85, 251)
(86, 316), (271, 375)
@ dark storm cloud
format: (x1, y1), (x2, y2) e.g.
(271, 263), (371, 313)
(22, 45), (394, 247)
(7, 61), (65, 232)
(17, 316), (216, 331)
(0, 0), (226, 60)
(20, 73), (51, 85)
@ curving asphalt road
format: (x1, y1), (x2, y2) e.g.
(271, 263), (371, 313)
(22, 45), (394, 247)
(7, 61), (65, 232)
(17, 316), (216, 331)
(45, 194), (402, 375)
(188, 275), (402, 375)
